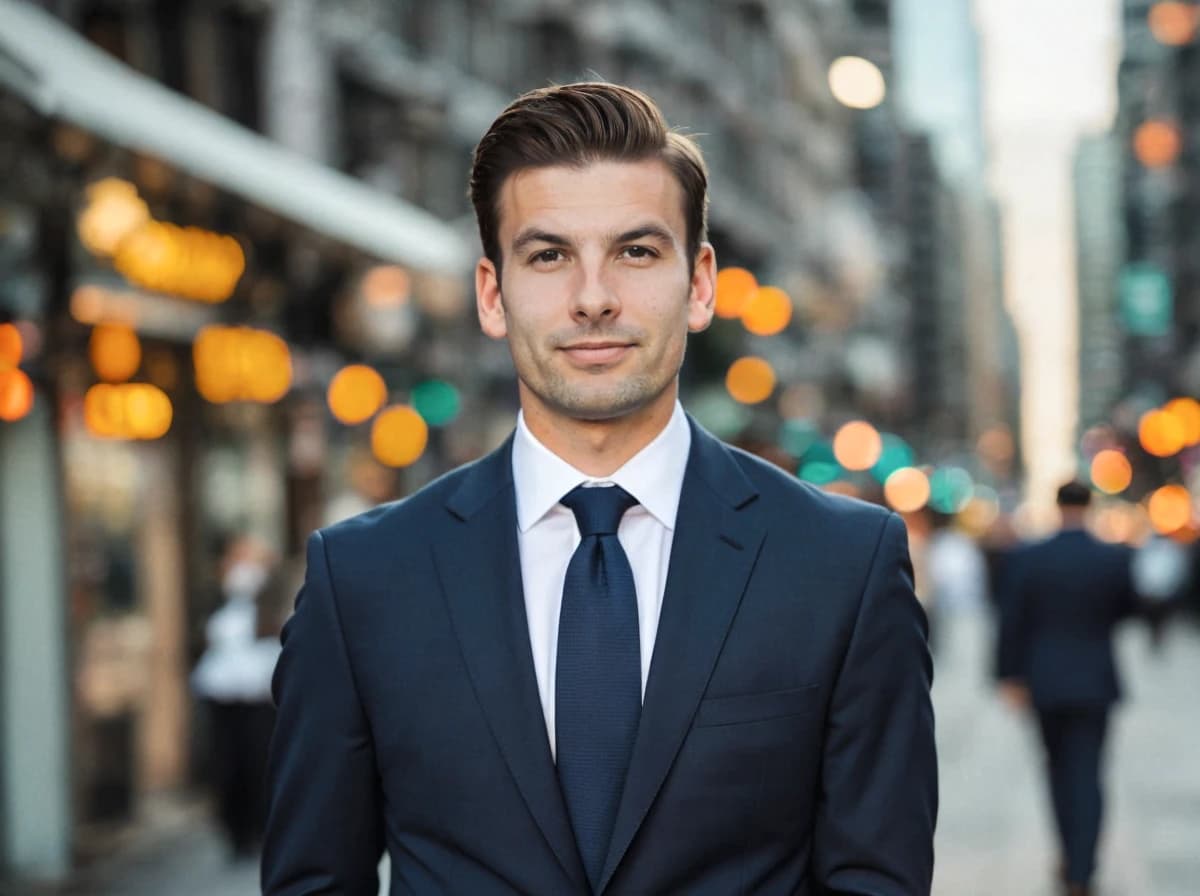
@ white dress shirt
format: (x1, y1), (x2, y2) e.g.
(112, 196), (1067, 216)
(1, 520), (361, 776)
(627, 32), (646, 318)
(512, 401), (691, 758)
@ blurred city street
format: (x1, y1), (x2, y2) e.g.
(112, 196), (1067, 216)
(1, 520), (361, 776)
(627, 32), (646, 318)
(42, 617), (1200, 896)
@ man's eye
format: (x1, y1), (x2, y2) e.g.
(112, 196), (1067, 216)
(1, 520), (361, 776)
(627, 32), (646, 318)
(622, 245), (657, 259)
(531, 249), (562, 264)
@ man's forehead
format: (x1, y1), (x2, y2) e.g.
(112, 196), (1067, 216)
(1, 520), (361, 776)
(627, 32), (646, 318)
(496, 159), (686, 242)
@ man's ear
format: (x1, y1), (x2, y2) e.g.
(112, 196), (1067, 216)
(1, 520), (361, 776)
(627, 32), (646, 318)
(687, 242), (717, 334)
(476, 257), (507, 340)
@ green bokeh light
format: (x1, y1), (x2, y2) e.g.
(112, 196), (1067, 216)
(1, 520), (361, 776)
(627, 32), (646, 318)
(871, 434), (915, 483)
(928, 466), (974, 514)
(412, 379), (461, 427)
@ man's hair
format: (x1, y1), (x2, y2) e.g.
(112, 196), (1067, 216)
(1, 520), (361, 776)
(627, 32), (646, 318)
(1056, 480), (1092, 508)
(468, 82), (708, 274)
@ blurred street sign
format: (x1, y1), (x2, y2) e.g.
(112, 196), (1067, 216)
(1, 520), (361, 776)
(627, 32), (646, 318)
(1119, 263), (1173, 336)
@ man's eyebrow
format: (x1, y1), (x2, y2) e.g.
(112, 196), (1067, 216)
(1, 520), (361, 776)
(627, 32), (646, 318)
(511, 229), (572, 255)
(613, 225), (675, 246)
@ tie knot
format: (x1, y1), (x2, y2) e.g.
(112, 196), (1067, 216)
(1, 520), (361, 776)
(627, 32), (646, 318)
(561, 485), (638, 537)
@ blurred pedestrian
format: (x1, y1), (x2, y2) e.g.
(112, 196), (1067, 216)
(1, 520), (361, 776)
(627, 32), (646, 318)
(191, 534), (284, 860)
(263, 82), (935, 895)
(995, 480), (1153, 896)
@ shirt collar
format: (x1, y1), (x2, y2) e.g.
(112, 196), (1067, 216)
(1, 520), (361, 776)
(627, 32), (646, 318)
(512, 401), (691, 533)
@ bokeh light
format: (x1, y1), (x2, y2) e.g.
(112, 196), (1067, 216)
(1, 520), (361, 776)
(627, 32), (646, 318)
(828, 56), (887, 110)
(361, 265), (411, 308)
(929, 467), (974, 514)
(1149, 2), (1198, 46)
(884, 467), (931, 513)
(1139, 408), (1185, 457)
(725, 356), (776, 404)
(833, 420), (883, 471)
(1090, 449), (1133, 495)
(1133, 120), (1183, 168)
(371, 405), (428, 467)
(871, 434), (915, 484)
(0, 369), (34, 422)
(714, 267), (758, 319)
(328, 364), (388, 424)
(77, 177), (150, 257)
(114, 221), (245, 303)
(0, 323), (23, 371)
(89, 323), (142, 383)
(779, 418), (820, 458)
(194, 326), (292, 405)
(83, 383), (173, 440)
(412, 379), (461, 427)
(1164, 397), (1200, 446)
(741, 286), (793, 336)
(1147, 484), (1192, 534)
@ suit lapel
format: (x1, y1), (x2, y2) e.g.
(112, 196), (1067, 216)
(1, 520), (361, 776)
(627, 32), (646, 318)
(599, 421), (765, 893)
(432, 439), (588, 892)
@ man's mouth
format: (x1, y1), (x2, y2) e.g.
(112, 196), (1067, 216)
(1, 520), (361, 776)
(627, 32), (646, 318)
(559, 342), (634, 365)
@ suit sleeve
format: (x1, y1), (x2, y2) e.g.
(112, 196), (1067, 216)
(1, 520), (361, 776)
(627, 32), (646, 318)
(261, 531), (384, 895)
(814, 512), (937, 895)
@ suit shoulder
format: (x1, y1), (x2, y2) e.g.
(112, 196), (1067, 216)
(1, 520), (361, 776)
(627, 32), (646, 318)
(725, 443), (894, 532)
(317, 457), (483, 549)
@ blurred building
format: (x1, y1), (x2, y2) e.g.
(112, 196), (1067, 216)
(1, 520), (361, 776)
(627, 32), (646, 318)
(0, 0), (894, 884)
(1073, 133), (1127, 429)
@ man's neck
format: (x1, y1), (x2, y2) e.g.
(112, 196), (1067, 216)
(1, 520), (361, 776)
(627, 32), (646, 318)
(519, 388), (678, 478)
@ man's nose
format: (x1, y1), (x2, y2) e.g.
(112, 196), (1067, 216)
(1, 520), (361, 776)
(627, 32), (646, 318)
(569, 266), (621, 322)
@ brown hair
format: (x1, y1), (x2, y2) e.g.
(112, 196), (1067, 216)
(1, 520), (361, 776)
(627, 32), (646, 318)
(468, 82), (708, 274)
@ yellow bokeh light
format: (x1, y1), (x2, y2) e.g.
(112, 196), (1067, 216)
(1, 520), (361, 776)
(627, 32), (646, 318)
(1134, 120), (1182, 168)
(194, 326), (291, 404)
(0, 369), (34, 422)
(77, 177), (150, 257)
(114, 221), (245, 303)
(83, 383), (172, 440)
(371, 405), (428, 467)
(741, 286), (793, 336)
(714, 268), (758, 319)
(1148, 484), (1192, 534)
(361, 265), (411, 308)
(89, 323), (142, 383)
(828, 56), (887, 110)
(328, 364), (388, 425)
(884, 467), (931, 513)
(1149, 2), (1198, 46)
(725, 356), (776, 404)
(244, 330), (292, 404)
(1139, 408), (1185, 457)
(0, 323), (23, 371)
(833, 420), (883, 471)
(1090, 449), (1133, 495)
(1164, 397), (1200, 447)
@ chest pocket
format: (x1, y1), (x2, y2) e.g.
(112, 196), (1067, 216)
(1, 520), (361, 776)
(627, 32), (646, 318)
(693, 684), (821, 728)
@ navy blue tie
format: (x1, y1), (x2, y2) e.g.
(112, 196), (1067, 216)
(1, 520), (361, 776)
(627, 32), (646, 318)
(556, 484), (641, 891)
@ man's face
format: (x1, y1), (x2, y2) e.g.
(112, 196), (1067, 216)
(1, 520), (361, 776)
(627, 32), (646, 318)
(475, 159), (715, 426)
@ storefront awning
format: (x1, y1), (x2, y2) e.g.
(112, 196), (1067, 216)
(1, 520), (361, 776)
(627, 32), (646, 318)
(0, 0), (472, 273)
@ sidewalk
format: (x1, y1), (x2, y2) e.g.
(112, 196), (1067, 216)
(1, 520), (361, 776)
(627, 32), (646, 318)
(932, 611), (1200, 896)
(49, 616), (1200, 895)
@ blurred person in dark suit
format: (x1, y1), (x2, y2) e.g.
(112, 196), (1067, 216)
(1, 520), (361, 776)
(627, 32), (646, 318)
(995, 480), (1150, 896)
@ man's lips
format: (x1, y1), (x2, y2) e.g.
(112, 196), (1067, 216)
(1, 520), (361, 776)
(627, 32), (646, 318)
(559, 342), (634, 365)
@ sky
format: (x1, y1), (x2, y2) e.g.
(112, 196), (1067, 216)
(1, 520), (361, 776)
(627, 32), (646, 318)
(975, 0), (1122, 514)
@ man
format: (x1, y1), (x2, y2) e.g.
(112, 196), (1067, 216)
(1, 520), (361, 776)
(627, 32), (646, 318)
(996, 480), (1145, 896)
(263, 82), (936, 895)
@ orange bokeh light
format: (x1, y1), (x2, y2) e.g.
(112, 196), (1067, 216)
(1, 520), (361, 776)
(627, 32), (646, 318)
(1134, 120), (1183, 168)
(0, 323), (23, 371)
(83, 382), (172, 440)
(0, 369), (34, 422)
(1148, 484), (1192, 534)
(328, 364), (388, 425)
(741, 286), (793, 336)
(371, 405), (428, 467)
(89, 323), (142, 383)
(725, 356), (776, 404)
(884, 467), (931, 513)
(714, 268), (758, 319)
(1164, 397), (1200, 446)
(1139, 408), (1185, 457)
(194, 326), (292, 404)
(833, 420), (883, 471)
(1090, 449), (1133, 495)
(1149, 2), (1198, 46)
(361, 265), (411, 308)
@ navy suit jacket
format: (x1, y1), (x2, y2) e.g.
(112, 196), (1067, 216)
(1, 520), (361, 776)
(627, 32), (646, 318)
(262, 420), (936, 895)
(995, 529), (1139, 709)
